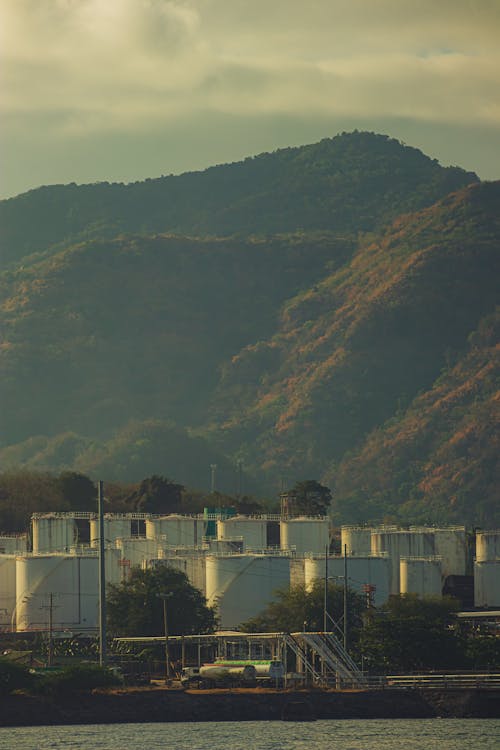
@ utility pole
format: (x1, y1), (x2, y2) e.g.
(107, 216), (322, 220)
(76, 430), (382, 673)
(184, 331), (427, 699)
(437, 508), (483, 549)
(236, 459), (243, 498)
(98, 480), (106, 666)
(323, 544), (328, 633)
(158, 593), (173, 684)
(48, 592), (53, 667)
(210, 464), (217, 494)
(40, 593), (58, 667)
(343, 543), (348, 652)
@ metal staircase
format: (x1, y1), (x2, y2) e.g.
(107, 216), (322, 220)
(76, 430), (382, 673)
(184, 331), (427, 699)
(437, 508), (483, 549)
(283, 634), (322, 683)
(286, 632), (365, 687)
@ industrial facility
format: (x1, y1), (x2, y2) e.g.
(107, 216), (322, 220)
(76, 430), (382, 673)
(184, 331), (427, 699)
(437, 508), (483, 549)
(0, 514), (499, 634)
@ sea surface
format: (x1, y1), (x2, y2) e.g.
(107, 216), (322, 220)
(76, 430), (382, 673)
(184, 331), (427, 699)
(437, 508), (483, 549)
(0, 719), (498, 750)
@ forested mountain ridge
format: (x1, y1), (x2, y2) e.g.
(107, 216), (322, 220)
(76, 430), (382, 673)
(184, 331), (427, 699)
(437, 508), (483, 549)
(0, 131), (477, 270)
(0, 232), (350, 446)
(332, 307), (500, 526)
(206, 182), (500, 523)
(0, 133), (497, 525)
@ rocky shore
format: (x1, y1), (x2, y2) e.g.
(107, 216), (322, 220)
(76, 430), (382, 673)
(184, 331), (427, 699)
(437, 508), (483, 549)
(1, 687), (499, 726)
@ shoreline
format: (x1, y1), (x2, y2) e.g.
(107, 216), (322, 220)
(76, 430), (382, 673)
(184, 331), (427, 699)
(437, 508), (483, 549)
(1, 687), (499, 726)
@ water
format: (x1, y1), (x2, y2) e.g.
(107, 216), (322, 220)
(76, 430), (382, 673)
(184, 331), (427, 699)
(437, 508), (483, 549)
(0, 720), (498, 750)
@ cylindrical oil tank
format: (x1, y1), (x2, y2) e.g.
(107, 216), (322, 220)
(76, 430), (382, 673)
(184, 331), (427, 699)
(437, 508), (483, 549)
(474, 560), (500, 608)
(0, 535), (28, 555)
(476, 531), (500, 563)
(159, 555), (207, 594)
(115, 538), (159, 569)
(217, 516), (267, 551)
(105, 546), (124, 586)
(145, 515), (205, 547)
(0, 555), (17, 629)
(422, 527), (466, 577)
(90, 516), (132, 548)
(304, 555), (390, 606)
(340, 527), (373, 557)
(280, 517), (329, 555)
(399, 557), (442, 597)
(15, 555), (98, 633)
(371, 530), (430, 594)
(290, 558), (306, 588)
(32, 515), (77, 554)
(206, 555), (290, 629)
(208, 539), (244, 554)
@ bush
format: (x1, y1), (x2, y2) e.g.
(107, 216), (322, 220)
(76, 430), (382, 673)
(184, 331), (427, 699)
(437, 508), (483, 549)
(0, 659), (33, 694)
(35, 663), (121, 696)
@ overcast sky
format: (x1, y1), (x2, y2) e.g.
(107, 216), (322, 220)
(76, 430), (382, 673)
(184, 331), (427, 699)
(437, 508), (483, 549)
(1, 0), (500, 198)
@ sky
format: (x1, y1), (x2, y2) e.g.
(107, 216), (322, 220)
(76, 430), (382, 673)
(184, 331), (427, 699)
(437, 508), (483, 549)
(1, 0), (500, 199)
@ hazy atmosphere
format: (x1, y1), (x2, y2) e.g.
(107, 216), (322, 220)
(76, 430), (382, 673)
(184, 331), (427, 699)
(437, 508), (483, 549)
(2, 0), (500, 198)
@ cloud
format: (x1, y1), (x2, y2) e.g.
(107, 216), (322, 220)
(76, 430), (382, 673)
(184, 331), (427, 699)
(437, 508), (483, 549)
(1, 0), (499, 134)
(1, 0), (500, 195)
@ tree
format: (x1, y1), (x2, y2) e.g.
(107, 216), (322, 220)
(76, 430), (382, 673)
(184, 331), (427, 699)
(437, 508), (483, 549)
(128, 475), (185, 515)
(0, 470), (62, 532)
(0, 658), (33, 694)
(234, 495), (263, 515)
(288, 480), (332, 516)
(57, 471), (96, 511)
(107, 565), (217, 637)
(359, 594), (463, 673)
(241, 580), (364, 634)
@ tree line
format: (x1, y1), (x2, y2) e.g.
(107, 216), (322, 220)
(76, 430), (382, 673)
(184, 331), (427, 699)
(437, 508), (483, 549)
(0, 469), (332, 532)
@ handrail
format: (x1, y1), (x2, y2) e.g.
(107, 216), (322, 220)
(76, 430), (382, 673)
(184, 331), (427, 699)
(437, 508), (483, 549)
(385, 673), (500, 689)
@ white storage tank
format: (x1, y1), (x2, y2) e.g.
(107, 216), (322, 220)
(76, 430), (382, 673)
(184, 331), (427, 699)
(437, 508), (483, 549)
(0, 535), (28, 555)
(217, 516), (267, 551)
(371, 530), (432, 594)
(90, 515), (132, 548)
(341, 527), (373, 557)
(115, 538), (159, 569)
(280, 517), (329, 555)
(290, 558), (306, 588)
(206, 554), (290, 629)
(0, 555), (17, 629)
(145, 515), (205, 548)
(418, 526), (467, 577)
(32, 515), (77, 553)
(160, 555), (207, 595)
(304, 555), (390, 607)
(476, 531), (500, 563)
(400, 557), (442, 597)
(474, 560), (500, 608)
(15, 555), (98, 633)
(105, 546), (124, 586)
(208, 539), (244, 554)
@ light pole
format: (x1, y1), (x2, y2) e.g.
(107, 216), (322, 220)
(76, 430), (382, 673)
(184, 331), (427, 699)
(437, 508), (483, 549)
(343, 544), (348, 652)
(323, 544), (328, 633)
(98, 480), (106, 666)
(158, 592), (173, 684)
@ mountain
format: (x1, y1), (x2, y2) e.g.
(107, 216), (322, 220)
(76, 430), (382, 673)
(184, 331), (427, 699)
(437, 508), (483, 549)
(0, 131), (476, 269)
(332, 308), (500, 527)
(0, 232), (351, 445)
(205, 182), (500, 523)
(0, 420), (243, 494)
(1, 131), (497, 525)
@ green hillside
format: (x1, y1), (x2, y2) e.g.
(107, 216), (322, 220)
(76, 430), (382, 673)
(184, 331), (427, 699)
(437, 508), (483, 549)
(0, 421), (243, 495)
(0, 132), (497, 525)
(332, 308), (500, 527)
(206, 182), (500, 523)
(0, 232), (349, 445)
(0, 131), (476, 269)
